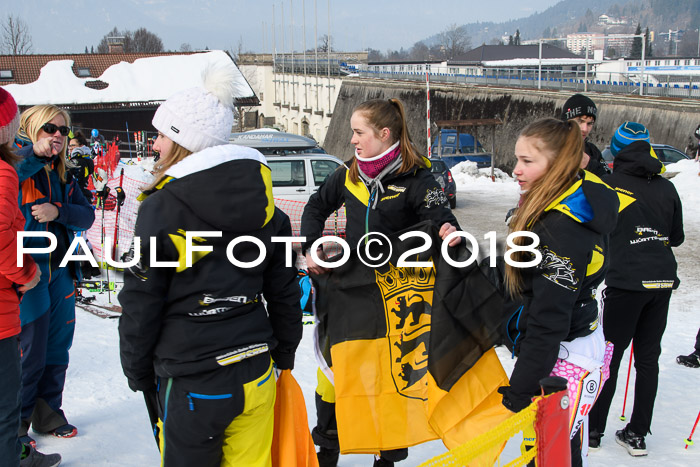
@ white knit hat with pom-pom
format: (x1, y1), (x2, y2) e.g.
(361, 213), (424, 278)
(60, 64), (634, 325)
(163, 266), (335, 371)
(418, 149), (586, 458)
(152, 63), (237, 152)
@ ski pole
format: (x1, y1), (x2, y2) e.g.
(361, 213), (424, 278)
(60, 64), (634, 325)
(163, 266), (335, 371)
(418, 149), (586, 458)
(685, 409), (700, 450)
(112, 169), (125, 261)
(126, 121), (132, 160)
(620, 343), (634, 421)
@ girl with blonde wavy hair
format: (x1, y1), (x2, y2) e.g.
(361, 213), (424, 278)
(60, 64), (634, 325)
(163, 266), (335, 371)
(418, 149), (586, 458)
(14, 104), (94, 447)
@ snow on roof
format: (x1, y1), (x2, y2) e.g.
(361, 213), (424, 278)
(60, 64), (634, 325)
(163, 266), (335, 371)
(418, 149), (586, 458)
(2, 50), (256, 107)
(482, 58), (602, 67)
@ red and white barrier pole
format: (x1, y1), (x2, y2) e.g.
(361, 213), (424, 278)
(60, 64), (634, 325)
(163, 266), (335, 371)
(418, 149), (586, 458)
(426, 70), (431, 157)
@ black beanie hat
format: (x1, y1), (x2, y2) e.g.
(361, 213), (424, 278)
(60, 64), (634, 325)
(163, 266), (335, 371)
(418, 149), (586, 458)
(561, 94), (597, 122)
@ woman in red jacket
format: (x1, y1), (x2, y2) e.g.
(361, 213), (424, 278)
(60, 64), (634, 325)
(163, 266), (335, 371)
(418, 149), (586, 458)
(0, 89), (60, 466)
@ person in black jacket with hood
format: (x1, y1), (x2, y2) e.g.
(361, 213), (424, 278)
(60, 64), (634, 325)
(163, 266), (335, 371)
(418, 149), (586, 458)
(501, 118), (619, 467)
(301, 98), (460, 467)
(561, 93), (611, 178)
(588, 122), (684, 457)
(118, 64), (302, 467)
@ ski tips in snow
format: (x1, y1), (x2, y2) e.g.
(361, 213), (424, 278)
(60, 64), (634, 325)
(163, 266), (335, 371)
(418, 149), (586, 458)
(76, 300), (122, 319)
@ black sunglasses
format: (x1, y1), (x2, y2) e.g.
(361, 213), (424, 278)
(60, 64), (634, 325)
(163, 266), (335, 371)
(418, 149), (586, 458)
(41, 123), (70, 136)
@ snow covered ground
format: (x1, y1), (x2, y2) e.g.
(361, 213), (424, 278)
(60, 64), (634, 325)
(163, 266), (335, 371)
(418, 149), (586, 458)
(35, 160), (700, 466)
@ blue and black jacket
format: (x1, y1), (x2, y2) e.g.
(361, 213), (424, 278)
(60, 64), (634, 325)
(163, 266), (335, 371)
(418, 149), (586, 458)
(15, 145), (95, 318)
(503, 170), (620, 411)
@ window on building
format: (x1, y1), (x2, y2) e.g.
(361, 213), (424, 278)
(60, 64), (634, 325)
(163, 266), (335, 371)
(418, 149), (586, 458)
(77, 67), (91, 77)
(0, 70), (13, 79)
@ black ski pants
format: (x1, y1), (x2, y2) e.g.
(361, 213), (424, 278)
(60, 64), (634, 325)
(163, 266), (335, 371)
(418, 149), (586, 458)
(589, 287), (671, 437)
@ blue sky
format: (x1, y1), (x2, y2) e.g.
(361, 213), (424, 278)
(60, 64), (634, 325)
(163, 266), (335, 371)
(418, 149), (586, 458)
(10, 0), (561, 54)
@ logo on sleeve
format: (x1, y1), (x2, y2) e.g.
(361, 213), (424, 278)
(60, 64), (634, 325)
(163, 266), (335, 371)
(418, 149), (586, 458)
(539, 246), (579, 291)
(424, 188), (448, 208)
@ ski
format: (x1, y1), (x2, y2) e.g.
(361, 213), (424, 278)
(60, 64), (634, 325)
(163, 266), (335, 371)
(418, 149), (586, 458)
(76, 301), (122, 319)
(77, 281), (117, 292)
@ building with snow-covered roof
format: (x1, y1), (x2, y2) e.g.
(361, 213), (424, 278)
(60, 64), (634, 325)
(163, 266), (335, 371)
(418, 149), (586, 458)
(361, 44), (597, 77)
(0, 50), (258, 136)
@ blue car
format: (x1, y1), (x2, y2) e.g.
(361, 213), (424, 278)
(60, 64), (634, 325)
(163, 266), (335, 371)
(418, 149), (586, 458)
(430, 129), (491, 169)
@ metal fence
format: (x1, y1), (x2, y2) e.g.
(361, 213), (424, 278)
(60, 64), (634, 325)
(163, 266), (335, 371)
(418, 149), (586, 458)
(358, 68), (700, 99)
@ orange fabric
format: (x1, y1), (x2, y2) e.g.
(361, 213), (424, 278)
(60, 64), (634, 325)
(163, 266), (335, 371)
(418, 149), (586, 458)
(271, 370), (319, 467)
(20, 178), (45, 205)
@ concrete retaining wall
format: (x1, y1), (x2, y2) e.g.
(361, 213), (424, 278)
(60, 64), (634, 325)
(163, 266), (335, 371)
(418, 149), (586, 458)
(324, 78), (700, 170)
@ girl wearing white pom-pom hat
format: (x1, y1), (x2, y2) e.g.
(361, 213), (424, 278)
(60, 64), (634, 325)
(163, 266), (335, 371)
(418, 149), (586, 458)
(118, 64), (303, 466)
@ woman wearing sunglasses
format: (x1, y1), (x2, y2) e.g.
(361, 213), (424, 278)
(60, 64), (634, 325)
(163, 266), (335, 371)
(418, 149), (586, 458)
(14, 105), (95, 447)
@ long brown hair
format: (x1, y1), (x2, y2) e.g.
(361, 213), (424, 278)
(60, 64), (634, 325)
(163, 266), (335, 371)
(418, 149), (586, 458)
(348, 98), (426, 183)
(18, 105), (71, 183)
(0, 144), (21, 166)
(505, 118), (583, 295)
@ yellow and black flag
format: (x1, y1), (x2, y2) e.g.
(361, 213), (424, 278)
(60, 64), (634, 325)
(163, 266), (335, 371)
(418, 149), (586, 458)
(313, 221), (511, 455)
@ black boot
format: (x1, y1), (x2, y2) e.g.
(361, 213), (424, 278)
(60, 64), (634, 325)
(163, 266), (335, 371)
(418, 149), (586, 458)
(677, 351), (700, 368)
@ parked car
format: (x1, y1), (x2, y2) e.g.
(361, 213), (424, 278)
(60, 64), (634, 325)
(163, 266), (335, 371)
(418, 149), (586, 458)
(431, 129), (491, 169)
(266, 154), (343, 203)
(229, 129), (342, 202)
(428, 158), (457, 209)
(601, 143), (690, 170)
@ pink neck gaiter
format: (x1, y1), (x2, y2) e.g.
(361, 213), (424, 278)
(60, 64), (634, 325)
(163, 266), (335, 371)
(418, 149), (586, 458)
(356, 142), (401, 179)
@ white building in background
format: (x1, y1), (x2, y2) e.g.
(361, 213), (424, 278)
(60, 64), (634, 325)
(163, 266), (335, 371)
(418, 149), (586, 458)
(598, 14), (628, 26)
(566, 33), (606, 55)
(595, 56), (700, 86)
(237, 52), (365, 145)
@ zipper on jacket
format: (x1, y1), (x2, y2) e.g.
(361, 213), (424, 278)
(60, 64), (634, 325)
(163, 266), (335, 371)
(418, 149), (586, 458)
(45, 170), (52, 283)
(185, 392), (233, 411)
(364, 191), (376, 241)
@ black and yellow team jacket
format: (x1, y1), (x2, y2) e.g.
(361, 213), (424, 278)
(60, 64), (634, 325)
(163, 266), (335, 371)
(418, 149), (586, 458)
(605, 140), (684, 291)
(503, 170), (620, 411)
(300, 160), (460, 254)
(118, 145), (302, 392)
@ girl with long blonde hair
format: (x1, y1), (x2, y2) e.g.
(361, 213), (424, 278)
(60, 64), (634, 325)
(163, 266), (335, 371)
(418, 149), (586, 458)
(500, 118), (619, 467)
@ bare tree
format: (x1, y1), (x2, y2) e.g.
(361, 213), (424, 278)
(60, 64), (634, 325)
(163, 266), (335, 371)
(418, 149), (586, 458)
(438, 24), (471, 60)
(96, 27), (163, 53)
(180, 43), (193, 52)
(1, 15), (33, 54)
(367, 48), (384, 61)
(410, 41), (431, 61)
(131, 28), (164, 53)
(318, 34), (333, 53)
